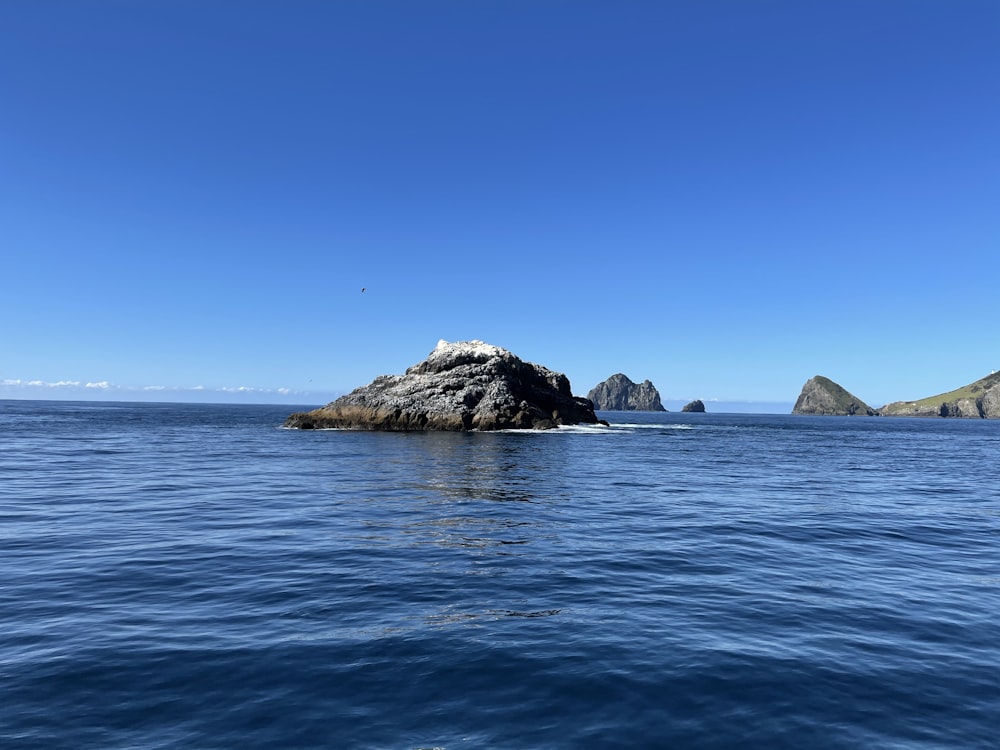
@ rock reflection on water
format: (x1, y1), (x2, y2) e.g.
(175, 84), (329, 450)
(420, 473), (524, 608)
(406, 516), (533, 550)
(423, 608), (562, 627)
(363, 432), (575, 629)
(401, 432), (574, 551)
(414, 431), (549, 504)
(319, 430), (581, 633)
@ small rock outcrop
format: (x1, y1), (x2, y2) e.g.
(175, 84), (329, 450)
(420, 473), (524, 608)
(792, 376), (876, 416)
(681, 399), (705, 413)
(587, 374), (666, 411)
(285, 340), (605, 431)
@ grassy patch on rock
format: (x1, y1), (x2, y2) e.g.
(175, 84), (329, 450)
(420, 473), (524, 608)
(900, 371), (1000, 408)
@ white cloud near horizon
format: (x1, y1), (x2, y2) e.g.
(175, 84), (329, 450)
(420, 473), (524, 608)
(4, 379), (83, 388)
(1, 378), (307, 397)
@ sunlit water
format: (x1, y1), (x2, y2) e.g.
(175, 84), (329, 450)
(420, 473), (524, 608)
(2, 400), (998, 748)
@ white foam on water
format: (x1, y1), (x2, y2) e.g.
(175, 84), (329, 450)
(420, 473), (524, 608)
(283, 422), (692, 435)
(495, 423), (621, 435)
(609, 423), (694, 430)
(495, 422), (694, 435)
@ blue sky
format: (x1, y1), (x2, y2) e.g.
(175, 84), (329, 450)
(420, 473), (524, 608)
(2, 1), (998, 409)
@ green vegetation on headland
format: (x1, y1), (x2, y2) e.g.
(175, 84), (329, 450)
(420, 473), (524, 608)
(879, 371), (1000, 418)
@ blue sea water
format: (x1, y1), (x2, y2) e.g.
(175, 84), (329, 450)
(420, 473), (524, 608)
(1, 399), (998, 749)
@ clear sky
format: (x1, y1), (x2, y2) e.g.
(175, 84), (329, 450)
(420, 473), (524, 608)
(2, 1), (998, 409)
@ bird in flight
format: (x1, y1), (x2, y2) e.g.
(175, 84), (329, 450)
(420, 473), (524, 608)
(361, 287), (366, 293)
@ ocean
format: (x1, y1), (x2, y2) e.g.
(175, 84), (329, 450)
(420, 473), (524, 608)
(1, 400), (997, 749)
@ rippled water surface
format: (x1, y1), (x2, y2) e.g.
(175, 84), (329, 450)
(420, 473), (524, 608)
(2, 400), (998, 748)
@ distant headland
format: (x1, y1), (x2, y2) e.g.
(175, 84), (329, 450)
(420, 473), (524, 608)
(793, 372), (1000, 419)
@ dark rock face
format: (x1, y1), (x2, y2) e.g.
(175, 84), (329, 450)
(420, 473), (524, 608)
(285, 340), (605, 431)
(587, 374), (666, 411)
(792, 376), (876, 416)
(982, 384), (1000, 418)
(681, 399), (705, 413)
(938, 398), (984, 418)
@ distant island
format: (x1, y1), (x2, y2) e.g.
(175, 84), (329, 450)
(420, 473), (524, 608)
(587, 374), (665, 411)
(285, 340), (605, 431)
(681, 399), (706, 413)
(793, 372), (1000, 418)
(792, 376), (876, 416)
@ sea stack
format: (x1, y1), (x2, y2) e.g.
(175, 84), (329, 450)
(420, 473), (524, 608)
(587, 374), (666, 411)
(792, 376), (876, 416)
(285, 340), (604, 431)
(681, 399), (706, 413)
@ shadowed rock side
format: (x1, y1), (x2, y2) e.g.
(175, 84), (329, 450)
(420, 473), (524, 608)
(587, 374), (666, 411)
(792, 376), (876, 416)
(984, 385), (1000, 418)
(285, 340), (605, 431)
(682, 399), (705, 413)
(879, 371), (1000, 419)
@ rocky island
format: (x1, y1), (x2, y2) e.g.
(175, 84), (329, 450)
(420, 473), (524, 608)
(587, 374), (666, 411)
(285, 340), (605, 431)
(792, 376), (876, 416)
(682, 399), (705, 413)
